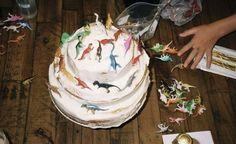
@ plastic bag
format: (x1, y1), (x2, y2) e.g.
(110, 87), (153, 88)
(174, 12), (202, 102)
(160, 0), (202, 26)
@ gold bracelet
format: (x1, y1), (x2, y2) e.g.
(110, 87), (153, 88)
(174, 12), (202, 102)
(172, 133), (199, 144)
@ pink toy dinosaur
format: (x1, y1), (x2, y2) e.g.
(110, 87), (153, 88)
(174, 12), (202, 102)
(124, 34), (132, 55)
(169, 117), (186, 125)
(193, 105), (206, 117)
(174, 103), (189, 114)
(4, 13), (23, 22)
(165, 97), (186, 107)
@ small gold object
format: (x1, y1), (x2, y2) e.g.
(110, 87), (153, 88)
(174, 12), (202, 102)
(172, 133), (199, 144)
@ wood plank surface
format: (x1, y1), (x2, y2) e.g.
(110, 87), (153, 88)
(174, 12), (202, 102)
(0, 0), (236, 144)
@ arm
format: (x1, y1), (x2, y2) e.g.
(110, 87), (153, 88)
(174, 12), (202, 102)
(178, 14), (236, 69)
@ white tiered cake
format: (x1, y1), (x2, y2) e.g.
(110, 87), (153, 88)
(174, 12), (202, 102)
(48, 15), (150, 128)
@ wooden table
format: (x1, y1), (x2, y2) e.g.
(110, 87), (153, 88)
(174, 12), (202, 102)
(0, 0), (236, 144)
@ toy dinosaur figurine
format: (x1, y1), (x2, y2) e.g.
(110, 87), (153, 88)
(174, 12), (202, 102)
(75, 35), (83, 58)
(169, 117), (186, 125)
(99, 38), (114, 45)
(151, 41), (178, 54)
(132, 54), (142, 65)
(3, 25), (21, 33)
(94, 13), (107, 34)
(109, 42), (121, 71)
(173, 79), (196, 92)
(21, 75), (36, 86)
(75, 25), (91, 58)
(46, 82), (61, 97)
(93, 81), (121, 93)
(175, 100), (196, 115)
(193, 104), (206, 117)
(74, 76), (91, 89)
(17, 21), (32, 30)
(94, 13), (103, 27)
(163, 47), (178, 54)
(77, 26), (91, 39)
(171, 63), (185, 72)
(60, 32), (70, 45)
(124, 34), (132, 55)
(164, 96), (187, 107)
(155, 54), (173, 62)
(96, 40), (102, 62)
(0, 44), (6, 55)
(160, 41), (178, 54)
(58, 55), (77, 84)
(158, 89), (168, 104)
(156, 123), (172, 133)
(8, 33), (25, 44)
(113, 29), (123, 41)
(105, 13), (113, 30)
(174, 103), (189, 114)
(122, 70), (138, 90)
(81, 103), (108, 114)
(3, 13), (23, 22)
(150, 43), (164, 53)
(78, 43), (93, 60)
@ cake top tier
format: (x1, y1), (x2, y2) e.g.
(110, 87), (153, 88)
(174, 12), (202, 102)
(58, 14), (146, 83)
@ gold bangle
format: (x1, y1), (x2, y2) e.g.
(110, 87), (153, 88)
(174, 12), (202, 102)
(172, 133), (199, 144)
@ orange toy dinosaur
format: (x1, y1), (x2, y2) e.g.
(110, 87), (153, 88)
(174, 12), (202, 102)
(161, 41), (178, 54)
(8, 34), (25, 44)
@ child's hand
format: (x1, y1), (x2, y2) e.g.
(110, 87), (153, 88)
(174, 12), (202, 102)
(178, 24), (220, 69)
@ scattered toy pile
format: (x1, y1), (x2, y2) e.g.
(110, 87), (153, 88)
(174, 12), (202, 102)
(150, 41), (206, 132)
(0, 13), (32, 56)
(156, 78), (206, 133)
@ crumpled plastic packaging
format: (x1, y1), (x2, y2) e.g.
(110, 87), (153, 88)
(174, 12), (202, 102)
(160, 0), (202, 26)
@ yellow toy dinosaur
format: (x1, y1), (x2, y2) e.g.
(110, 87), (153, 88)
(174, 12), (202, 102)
(106, 13), (113, 30)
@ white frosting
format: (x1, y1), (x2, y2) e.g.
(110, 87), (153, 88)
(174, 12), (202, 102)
(48, 22), (150, 128)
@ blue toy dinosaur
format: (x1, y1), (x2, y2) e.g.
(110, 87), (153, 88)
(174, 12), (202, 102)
(93, 81), (121, 93)
(17, 20), (32, 30)
(109, 42), (121, 71)
(122, 70), (138, 90)
(155, 54), (173, 62)
(81, 103), (108, 114)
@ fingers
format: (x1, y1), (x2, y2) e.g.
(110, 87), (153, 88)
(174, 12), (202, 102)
(206, 50), (212, 68)
(177, 42), (192, 56)
(183, 48), (198, 68)
(179, 27), (198, 37)
(190, 51), (204, 69)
